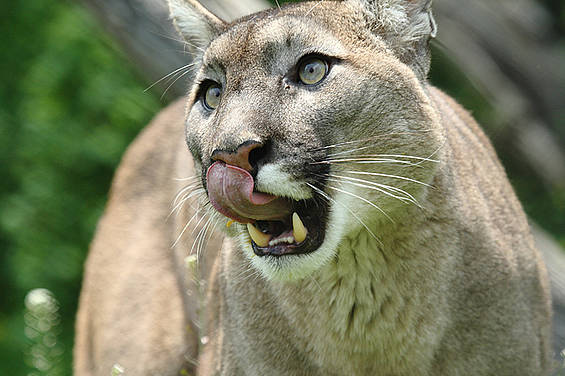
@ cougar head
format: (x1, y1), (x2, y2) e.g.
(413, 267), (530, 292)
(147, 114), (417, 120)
(169, 0), (443, 280)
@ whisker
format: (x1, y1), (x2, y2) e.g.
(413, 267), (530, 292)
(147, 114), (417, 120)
(310, 130), (433, 153)
(144, 63), (197, 92)
(185, 205), (215, 257)
(327, 145), (386, 158)
(306, 0), (324, 16)
(160, 66), (194, 100)
(191, 218), (209, 259)
(172, 206), (205, 248)
(311, 138), (369, 152)
(192, 212), (216, 261)
(344, 171), (433, 188)
(184, 39), (207, 53)
(371, 154), (439, 163)
(309, 276), (323, 294)
(324, 175), (418, 207)
(312, 158), (422, 167)
(190, 207), (211, 237)
(200, 214), (221, 260)
(306, 183), (383, 246)
(325, 153), (439, 164)
(173, 176), (200, 182)
(149, 30), (205, 57)
(232, 263), (262, 285)
(169, 188), (205, 219)
(173, 183), (202, 205)
(415, 143), (444, 167)
(150, 30), (191, 45)
(327, 185), (393, 223)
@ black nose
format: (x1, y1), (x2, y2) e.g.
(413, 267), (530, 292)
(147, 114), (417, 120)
(211, 140), (268, 173)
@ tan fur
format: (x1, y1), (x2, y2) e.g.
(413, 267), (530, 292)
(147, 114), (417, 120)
(75, 1), (552, 375)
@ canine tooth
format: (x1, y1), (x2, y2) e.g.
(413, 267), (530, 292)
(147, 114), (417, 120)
(246, 223), (271, 247)
(292, 212), (308, 243)
(226, 220), (234, 228)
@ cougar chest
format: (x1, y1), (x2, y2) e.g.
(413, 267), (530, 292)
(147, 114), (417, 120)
(266, 227), (445, 375)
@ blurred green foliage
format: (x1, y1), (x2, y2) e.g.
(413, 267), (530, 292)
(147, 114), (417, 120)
(0, 0), (563, 375)
(0, 1), (161, 374)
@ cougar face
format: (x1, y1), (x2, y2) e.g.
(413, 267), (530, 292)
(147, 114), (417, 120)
(182, 1), (443, 280)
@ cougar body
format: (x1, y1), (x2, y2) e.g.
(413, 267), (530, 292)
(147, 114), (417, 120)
(75, 1), (552, 375)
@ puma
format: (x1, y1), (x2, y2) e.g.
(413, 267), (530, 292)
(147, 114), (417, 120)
(74, 0), (553, 375)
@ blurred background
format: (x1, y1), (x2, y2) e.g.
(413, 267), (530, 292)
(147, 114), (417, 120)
(1, 0), (564, 374)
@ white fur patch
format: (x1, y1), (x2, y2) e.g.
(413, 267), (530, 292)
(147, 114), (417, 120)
(255, 164), (312, 200)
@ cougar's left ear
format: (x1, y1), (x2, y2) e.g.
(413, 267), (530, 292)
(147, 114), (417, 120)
(168, 0), (227, 59)
(349, 0), (437, 79)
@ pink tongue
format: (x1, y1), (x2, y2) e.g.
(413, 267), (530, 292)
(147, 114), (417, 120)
(206, 162), (291, 223)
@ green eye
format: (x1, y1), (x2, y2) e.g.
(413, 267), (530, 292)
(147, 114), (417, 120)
(298, 57), (328, 85)
(204, 84), (222, 110)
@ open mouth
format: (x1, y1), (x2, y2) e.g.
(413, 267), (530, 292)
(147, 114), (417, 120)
(247, 199), (326, 256)
(206, 162), (327, 257)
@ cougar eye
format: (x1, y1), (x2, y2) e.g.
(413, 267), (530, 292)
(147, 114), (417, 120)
(298, 57), (328, 85)
(203, 83), (222, 110)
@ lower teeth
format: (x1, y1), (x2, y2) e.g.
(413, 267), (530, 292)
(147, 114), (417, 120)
(269, 236), (295, 246)
(247, 212), (308, 248)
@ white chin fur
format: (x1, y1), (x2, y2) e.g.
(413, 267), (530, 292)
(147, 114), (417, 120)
(255, 164), (311, 200)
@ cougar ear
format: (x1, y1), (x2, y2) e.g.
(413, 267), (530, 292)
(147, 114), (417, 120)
(168, 0), (227, 58)
(350, 0), (437, 78)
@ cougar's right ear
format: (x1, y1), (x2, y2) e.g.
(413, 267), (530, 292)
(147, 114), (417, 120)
(168, 0), (226, 58)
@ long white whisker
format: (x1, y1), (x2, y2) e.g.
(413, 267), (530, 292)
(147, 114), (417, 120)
(144, 63), (196, 92)
(193, 213), (215, 261)
(150, 30), (191, 45)
(191, 220), (208, 258)
(330, 174), (425, 209)
(200, 215), (221, 261)
(344, 171), (433, 188)
(327, 185), (394, 223)
(415, 143), (444, 167)
(325, 175), (417, 206)
(232, 263), (262, 285)
(161, 66), (194, 100)
(327, 145), (385, 158)
(186, 206), (214, 256)
(190, 209), (210, 238)
(370, 154), (439, 163)
(310, 130), (433, 153)
(173, 183), (202, 205)
(312, 158), (422, 167)
(306, 0), (324, 16)
(309, 276), (323, 294)
(172, 206), (205, 248)
(312, 138), (370, 152)
(169, 188), (205, 219)
(173, 176), (200, 182)
(325, 153), (439, 164)
(306, 183), (382, 246)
